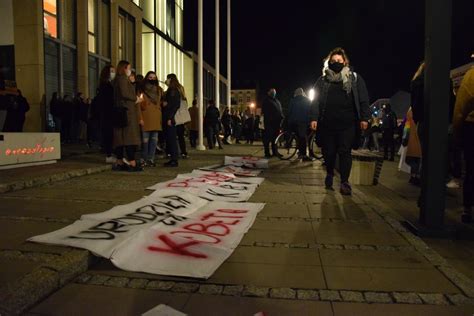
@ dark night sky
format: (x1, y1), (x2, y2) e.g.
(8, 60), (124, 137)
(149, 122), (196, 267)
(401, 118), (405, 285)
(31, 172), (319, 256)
(184, 0), (474, 103)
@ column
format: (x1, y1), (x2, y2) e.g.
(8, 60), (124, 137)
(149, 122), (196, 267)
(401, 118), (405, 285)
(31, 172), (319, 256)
(12, 0), (44, 131)
(227, 0), (231, 110)
(76, 0), (88, 97)
(197, 0), (206, 150)
(419, 0), (452, 232)
(215, 0), (220, 109)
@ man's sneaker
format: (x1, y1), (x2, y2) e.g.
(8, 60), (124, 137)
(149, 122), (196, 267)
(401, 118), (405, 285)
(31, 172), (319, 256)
(105, 156), (117, 164)
(181, 153), (189, 159)
(325, 175), (334, 190)
(340, 182), (352, 196)
(446, 178), (462, 189)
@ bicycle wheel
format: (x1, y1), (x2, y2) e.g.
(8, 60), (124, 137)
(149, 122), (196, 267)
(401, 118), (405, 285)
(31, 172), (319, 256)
(308, 131), (323, 160)
(275, 131), (298, 160)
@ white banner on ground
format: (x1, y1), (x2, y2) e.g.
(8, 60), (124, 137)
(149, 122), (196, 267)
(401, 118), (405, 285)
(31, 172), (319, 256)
(146, 171), (263, 202)
(224, 156), (269, 169)
(190, 170), (265, 186)
(111, 202), (264, 278)
(199, 164), (262, 177)
(28, 190), (208, 257)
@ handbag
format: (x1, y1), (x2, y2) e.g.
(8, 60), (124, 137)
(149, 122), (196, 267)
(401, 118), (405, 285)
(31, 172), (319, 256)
(112, 106), (128, 128)
(174, 99), (191, 125)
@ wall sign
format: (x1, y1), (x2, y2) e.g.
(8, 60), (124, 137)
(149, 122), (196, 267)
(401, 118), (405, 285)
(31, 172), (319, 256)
(0, 133), (61, 169)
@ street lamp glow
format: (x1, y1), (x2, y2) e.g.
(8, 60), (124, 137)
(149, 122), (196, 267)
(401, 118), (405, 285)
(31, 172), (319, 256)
(308, 88), (315, 101)
(250, 103), (255, 108)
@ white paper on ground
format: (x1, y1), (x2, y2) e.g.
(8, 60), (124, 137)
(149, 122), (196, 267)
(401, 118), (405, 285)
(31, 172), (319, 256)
(29, 190), (208, 258)
(224, 156), (269, 169)
(142, 304), (187, 316)
(198, 164), (262, 177)
(111, 202), (264, 278)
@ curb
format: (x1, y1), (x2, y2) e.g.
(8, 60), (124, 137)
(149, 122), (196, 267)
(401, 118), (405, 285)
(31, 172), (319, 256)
(0, 165), (111, 194)
(0, 250), (95, 316)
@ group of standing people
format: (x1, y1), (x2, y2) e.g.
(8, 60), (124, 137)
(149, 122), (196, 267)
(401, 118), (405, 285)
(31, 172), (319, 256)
(92, 60), (187, 171)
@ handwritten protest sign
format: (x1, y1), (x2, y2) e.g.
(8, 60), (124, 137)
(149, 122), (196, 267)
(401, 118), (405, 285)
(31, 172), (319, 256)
(28, 190), (208, 257)
(111, 202), (264, 278)
(224, 156), (269, 169)
(199, 164), (262, 177)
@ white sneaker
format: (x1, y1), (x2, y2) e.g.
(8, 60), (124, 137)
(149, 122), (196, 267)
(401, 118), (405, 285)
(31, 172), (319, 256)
(105, 156), (117, 164)
(446, 178), (461, 189)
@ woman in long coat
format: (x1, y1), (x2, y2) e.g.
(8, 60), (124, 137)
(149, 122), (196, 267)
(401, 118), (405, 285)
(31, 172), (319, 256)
(139, 71), (163, 166)
(113, 60), (143, 172)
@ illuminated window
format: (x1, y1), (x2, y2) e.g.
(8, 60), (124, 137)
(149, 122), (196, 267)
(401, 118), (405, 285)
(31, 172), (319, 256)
(43, 0), (58, 38)
(100, 0), (110, 57)
(118, 15), (124, 60)
(118, 11), (136, 66)
(88, 0), (97, 53)
(166, 0), (176, 40)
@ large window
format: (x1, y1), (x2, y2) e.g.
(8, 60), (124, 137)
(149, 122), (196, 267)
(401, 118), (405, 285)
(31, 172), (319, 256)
(166, 0), (176, 40)
(118, 11), (136, 66)
(43, 0), (75, 43)
(43, 0), (77, 119)
(88, 0), (97, 53)
(99, 0), (111, 57)
(43, 0), (58, 38)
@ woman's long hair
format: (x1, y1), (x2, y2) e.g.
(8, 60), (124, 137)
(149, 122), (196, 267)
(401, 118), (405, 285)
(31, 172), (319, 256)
(412, 62), (425, 81)
(99, 65), (114, 86)
(167, 73), (187, 100)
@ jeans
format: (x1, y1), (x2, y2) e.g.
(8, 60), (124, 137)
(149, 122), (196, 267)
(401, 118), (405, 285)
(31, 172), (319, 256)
(142, 131), (159, 161)
(321, 125), (355, 183)
(207, 124), (222, 149)
(164, 123), (178, 161)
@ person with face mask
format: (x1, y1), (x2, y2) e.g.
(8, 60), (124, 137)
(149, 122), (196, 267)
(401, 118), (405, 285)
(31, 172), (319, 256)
(262, 88), (284, 158)
(139, 71), (163, 167)
(309, 47), (370, 195)
(112, 60), (144, 172)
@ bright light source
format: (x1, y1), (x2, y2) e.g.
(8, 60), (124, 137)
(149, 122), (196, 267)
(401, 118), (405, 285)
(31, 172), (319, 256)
(308, 88), (315, 101)
(250, 103), (255, 108)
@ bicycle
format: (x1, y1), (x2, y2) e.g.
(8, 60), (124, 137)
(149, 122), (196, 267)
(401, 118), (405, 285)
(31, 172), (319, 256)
(274, 129), (323, 160)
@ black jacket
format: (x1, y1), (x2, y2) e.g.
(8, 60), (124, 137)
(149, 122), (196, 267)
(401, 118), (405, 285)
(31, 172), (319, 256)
(310, 73), (370, 123)
(163, 87), (181, 124)
(205, 106), (221, 127)
(262, 96), (284, 128)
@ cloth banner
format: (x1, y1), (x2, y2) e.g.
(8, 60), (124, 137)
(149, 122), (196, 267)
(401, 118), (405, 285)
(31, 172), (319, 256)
(28, 190), (208, 257)
(147, 171), (263, 202)
(224, 156), (269, 169)
(199, 164), (262, 177)
(111, 202), (264, 278)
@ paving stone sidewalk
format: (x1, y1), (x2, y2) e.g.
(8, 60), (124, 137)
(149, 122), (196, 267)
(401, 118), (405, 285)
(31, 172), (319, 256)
(1, 144), (474, 315)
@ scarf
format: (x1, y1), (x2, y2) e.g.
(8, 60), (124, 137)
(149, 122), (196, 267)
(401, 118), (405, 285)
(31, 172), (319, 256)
(144, 83), (158, 105)
(324, 66), (352, 94)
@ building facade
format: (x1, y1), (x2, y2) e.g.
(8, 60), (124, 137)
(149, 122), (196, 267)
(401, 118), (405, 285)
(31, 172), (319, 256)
(231, 89), (256, 112)
(1, 0), (227, 132)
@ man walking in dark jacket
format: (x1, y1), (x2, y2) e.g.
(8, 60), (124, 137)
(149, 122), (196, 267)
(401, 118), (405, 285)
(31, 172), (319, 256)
(262, 88), (284, 158)
(204, 100), (223, 149)
(288, 88), (313, 161)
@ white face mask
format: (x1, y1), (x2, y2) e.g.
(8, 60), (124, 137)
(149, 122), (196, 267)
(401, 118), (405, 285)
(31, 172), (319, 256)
(126, 69), (132, 77)
(110, 72), (116, 81)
